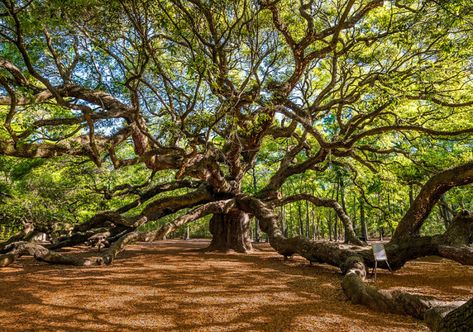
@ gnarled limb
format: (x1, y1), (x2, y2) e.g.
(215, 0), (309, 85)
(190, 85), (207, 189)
(393, 161), (473, 241)
(239, 195), (473, 269)
(0, 242), (103, 267)
(100, 231), (140, 265)
(63, 185), (210, 244)
(2, 185), (214, 267)
(236, 193), (473, 330)
(441, 211), (473, 247)
(428, 297), (473, 332)
(72, 211), (142, 233)
(49, 227), (112, 250)
(1, 230), (142, 267)
(341, 254), (470, 330)
(0, 223), (34, 253)
(139, 186), (212, 221)
(277, 194), (363, 245)
(143, 199), (235, 242)
(438, 246), (473, 266)
(116, 179), (202, 214)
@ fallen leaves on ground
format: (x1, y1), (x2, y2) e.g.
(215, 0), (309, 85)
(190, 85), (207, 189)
(0, 239), (471, 331)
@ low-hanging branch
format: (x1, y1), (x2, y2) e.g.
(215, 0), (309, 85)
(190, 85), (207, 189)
(393, 161), (473, 241)
(141, 199), (236, 242)
(276, 194), (363, 246)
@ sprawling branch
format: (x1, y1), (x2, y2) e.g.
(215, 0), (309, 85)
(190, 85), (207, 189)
(276, 194), (363, 245)
(142, 199), (235, 242)
(116, 179), (202, 213)
(0, 241), (102, 267)
(393, 161), (473, 241)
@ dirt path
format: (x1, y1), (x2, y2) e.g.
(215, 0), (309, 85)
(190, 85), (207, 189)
(1, 240), (472, 331)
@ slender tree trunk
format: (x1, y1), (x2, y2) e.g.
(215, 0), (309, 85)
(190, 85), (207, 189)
(279, 206), (287, 237)
(298, 202), (303, 236)
(409, 184), (414, 206)
(184, 226), (190, 240)
(305, 199), (310, 238)
(352, 193), (357, 235)
(360, 198), (368, 242)
(207, 208), (252, 253)
(290, 204), (294, 236)
(335, 183), (339, 242)
(378, 192), (383, 241)
(252, 166), (260, 242)
(340, 179), (346, 243)
(328, 213), (333, 241)
(439, 194), (453, 228)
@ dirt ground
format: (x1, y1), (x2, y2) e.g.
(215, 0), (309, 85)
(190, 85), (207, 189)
(0, 239), (472, 332)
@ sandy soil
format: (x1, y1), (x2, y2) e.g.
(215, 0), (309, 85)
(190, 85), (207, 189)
(0, 239), (472, 332)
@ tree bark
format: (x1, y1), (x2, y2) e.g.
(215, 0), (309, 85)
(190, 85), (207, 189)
(393, 161), (473, 241)
(441, 211), (473, 246)
(429, 297), (473, 332)
(335, 183), (339, 241)
(207, 208), (252, 253)
(298, 202), (303, 236)
(0, 241), (102, 267)
(305, 199), (310, 238)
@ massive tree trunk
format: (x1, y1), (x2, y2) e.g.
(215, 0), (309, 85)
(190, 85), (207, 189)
(207, 208), (252, 253)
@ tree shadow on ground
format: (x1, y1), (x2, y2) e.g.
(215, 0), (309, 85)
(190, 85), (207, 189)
(1, 239), (470, 331)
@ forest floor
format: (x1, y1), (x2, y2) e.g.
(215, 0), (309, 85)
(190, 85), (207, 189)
(0, 239), (472, 332)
